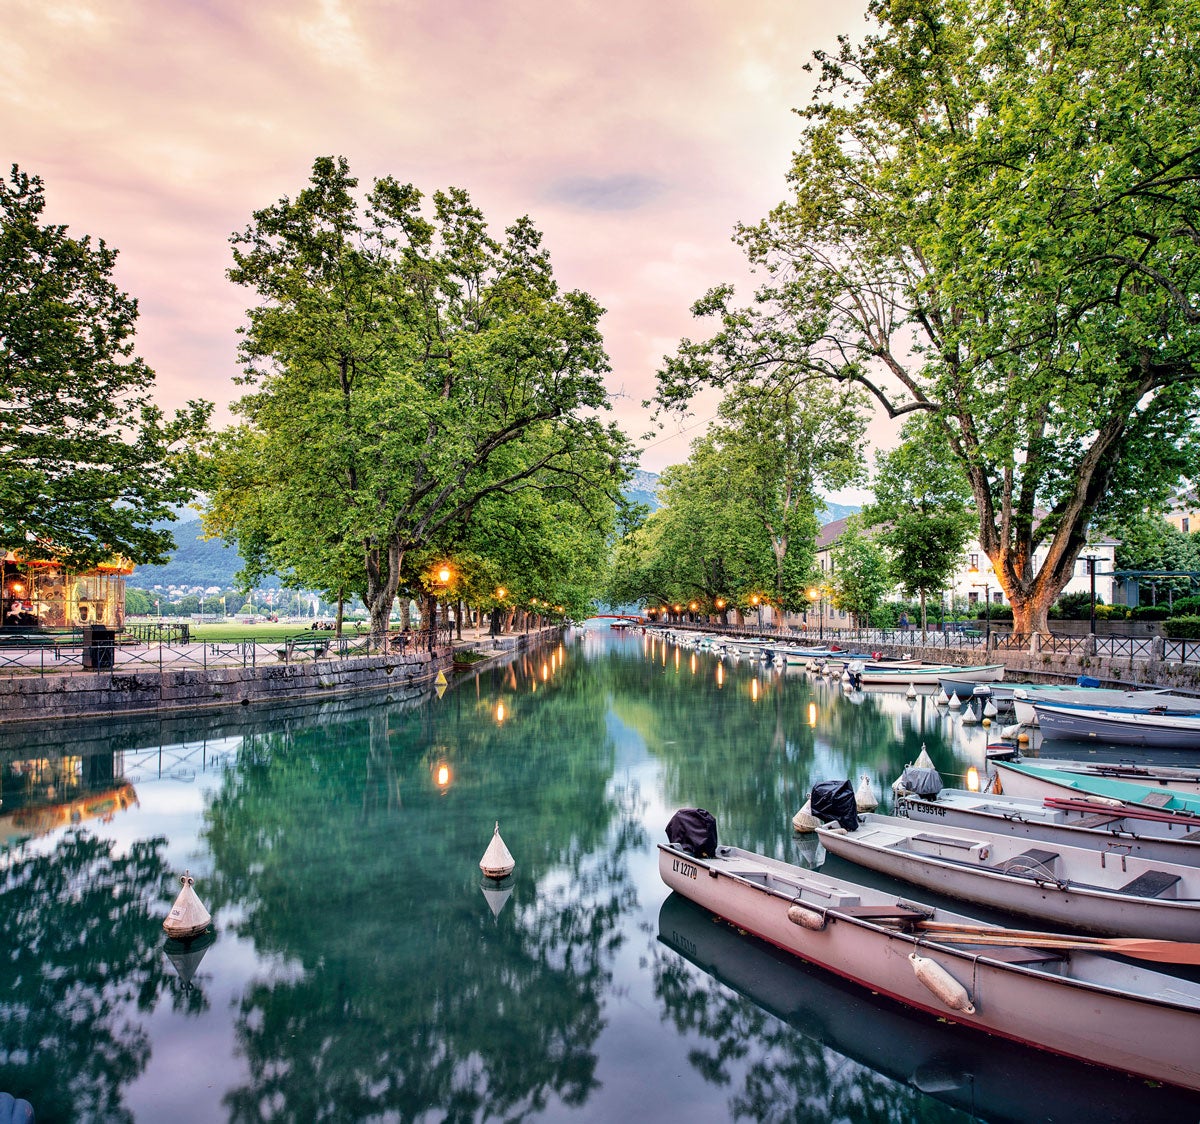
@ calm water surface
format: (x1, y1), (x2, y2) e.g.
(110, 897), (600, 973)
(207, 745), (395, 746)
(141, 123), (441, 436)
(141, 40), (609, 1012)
(3, 625), (1199, 1123)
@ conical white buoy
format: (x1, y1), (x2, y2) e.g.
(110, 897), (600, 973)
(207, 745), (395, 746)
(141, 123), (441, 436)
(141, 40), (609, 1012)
(983, 698), (998, 718)
(855, 775), (879, 811)
(960, 705), (978, 725)
(914, 745), (935, 770)
(905, 682), (917, 700)
(947, 692), (962, 709)
(480, 821), (515, 879)
(999, 723), (1020, 740)
(163, 871), (211, 940)
(935, 688), (949, 706)
(792, 799), (820, 832)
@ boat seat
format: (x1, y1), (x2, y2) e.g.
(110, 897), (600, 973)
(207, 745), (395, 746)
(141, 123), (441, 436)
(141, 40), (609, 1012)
(1139, 793), (1174, 808)
(1119, 869), (1181, 898)
(970, 945), (1067, 965)
(1072, 813), (1122, 829)
(911, 832), (978, 850)
(994, 848), (1060, 875)
(834, 904), (929, 925)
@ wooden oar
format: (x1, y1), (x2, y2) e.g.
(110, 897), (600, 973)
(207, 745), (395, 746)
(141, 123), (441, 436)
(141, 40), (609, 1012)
(908, 920), (1200, 965)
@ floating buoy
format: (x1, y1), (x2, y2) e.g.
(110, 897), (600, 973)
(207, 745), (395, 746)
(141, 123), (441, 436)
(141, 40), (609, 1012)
(999, 723), (1021, 740)
(787, 903), (826, 930)
(981, 717), (991, 727)
(947, 693), (962, 710)
(163, 871), (212, 940)
(792, 799), (820, 832)
(910, 953), (976, 1014)
(935, 688), (949, 706)
(855, 775), (879, 811)
(435, 670), (448, 687)
(983, 699), (998, 718)
(914, 746), (935, 770)
(906, 682), (917, 700)
(480, 821), (515, 879)
(1017, 731), (1030, 744)
(960, 705), (978, 725)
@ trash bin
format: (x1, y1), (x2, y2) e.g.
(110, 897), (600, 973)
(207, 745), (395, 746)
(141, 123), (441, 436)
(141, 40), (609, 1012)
(82, 624), (115, 670)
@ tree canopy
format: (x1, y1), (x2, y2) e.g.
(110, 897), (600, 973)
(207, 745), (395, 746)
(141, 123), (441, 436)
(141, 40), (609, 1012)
(655, 0), (1200, 634)
(205, 157), (634, 634)
(0, 165), (211, 568)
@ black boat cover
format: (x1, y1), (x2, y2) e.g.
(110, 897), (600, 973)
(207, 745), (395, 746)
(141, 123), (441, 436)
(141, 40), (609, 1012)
(809, 779), (860, 831)
(666, 808), (719, 856)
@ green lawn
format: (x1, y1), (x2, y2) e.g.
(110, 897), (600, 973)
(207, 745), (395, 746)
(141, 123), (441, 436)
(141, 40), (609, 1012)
(130, 619), (368, 643)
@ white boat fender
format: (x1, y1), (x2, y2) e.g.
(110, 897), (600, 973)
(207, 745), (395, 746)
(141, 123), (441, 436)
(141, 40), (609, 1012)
(855, 776), (879, 811)
(792, 799), (820, 833)
(909, 953), (976, 1015)
(787, 903), (827, 930)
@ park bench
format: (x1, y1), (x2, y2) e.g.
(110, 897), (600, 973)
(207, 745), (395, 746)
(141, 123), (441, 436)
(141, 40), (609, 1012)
(278, 635), (332, 660)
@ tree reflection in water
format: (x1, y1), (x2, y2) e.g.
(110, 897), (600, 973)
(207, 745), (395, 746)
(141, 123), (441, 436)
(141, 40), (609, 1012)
(0, 832), (186, 1123)
(203, 649), (644, 1121)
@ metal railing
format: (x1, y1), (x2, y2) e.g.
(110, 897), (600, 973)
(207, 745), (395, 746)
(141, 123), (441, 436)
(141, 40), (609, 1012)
(0, 624), (459, 678)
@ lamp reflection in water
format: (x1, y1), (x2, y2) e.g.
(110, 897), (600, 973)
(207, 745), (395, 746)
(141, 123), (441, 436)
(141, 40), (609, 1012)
(716, 664), (724, 688)
(966, 766), (981, 792)
(495, 701), (506, 723)
(433, 760), (453, 791)
(751, 678), (759, 701)
(808, 702), (818, 727)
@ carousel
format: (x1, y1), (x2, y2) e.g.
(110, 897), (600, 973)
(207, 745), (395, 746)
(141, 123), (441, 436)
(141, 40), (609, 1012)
(1, 550), (133, 633)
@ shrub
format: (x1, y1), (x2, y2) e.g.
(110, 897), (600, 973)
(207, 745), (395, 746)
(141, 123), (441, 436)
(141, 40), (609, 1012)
(1130, 604), (1170, 620)
(1164, 615), (1200, 639)
(1168, 595), (1200, 617)
(1050, 591), (1103, 619)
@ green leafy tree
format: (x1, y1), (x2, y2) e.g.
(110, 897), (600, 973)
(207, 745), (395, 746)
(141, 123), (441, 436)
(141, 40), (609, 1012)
(828, 519), (891, 627)
(655, 0), (1200, 636)
(866, 416), (975, 631)
(206, 157), (633, 639)
(0, 166), (211, 567)
(1111, 511), (1200, 601)
(709, 381), (868, 612)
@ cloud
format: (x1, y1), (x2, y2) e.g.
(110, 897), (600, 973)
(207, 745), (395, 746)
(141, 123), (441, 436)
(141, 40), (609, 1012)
(545, 173), (663, 212)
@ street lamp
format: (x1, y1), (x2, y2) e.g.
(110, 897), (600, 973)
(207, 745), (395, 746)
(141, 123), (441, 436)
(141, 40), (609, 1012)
(807, 587), (823, 642)
(972, 579), (991, 646)
(751, 594), (761, 630)
(1086, 555), (1098, 635)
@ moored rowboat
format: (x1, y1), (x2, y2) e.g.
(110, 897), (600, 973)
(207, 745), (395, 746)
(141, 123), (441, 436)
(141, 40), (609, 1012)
(992, 760), (1200, 816)
(659, 835), (1200, 1092)
(815, 811), (1200, 940)
(896, 787), (1200, 866)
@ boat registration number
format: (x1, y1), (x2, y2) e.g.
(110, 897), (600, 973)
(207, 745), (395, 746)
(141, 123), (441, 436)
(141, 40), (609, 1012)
(672, 857), (698, 879)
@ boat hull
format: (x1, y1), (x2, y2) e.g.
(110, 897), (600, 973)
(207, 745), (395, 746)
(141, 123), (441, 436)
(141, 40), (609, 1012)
(1034, 703), (1200, 749)
(862, 663), (1006, 686)
(659, 843), (1200, 1091)
(992, 760), (1200, 816)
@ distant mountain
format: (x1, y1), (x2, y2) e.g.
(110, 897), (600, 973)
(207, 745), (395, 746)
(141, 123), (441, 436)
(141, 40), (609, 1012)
(623, 469), (661, 512)
(818, 500), (862, 525)
(130, 517), (280, 591)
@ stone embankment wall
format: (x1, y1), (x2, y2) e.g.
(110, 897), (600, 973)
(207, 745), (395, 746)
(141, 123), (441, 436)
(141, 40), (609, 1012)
(0, 628), (560, 724)
(867, 639), (1200, 693)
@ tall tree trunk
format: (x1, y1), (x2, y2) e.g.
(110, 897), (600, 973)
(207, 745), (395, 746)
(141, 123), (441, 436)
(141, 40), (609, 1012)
(365, 538), (403, 644)
(335, 587), (344, 638)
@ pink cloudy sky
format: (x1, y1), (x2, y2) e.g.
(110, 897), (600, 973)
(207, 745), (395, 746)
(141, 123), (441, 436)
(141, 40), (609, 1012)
(5, 0), (887, 482)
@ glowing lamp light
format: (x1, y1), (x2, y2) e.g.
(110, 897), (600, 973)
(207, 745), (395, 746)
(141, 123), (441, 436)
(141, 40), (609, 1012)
(496, 702), (506, 723)
(751, 594), (760, 606)
(966, 766), (981, 792)
(435, 763), (451, 789)
(438, 567), (451, 583)
(808, 702), (817, 727)
(715, 598), (726, 610)
(496, 587), (507, 600)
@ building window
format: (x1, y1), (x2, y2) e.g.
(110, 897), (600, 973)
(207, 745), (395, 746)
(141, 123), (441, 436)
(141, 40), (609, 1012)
(969, 553), (979, 570)
(968, 592), (979, 605)
(1184, 518), (1190, 534)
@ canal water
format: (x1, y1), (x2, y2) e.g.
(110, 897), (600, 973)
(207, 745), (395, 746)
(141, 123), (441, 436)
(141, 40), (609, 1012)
(2, 625), (1198, 1123)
